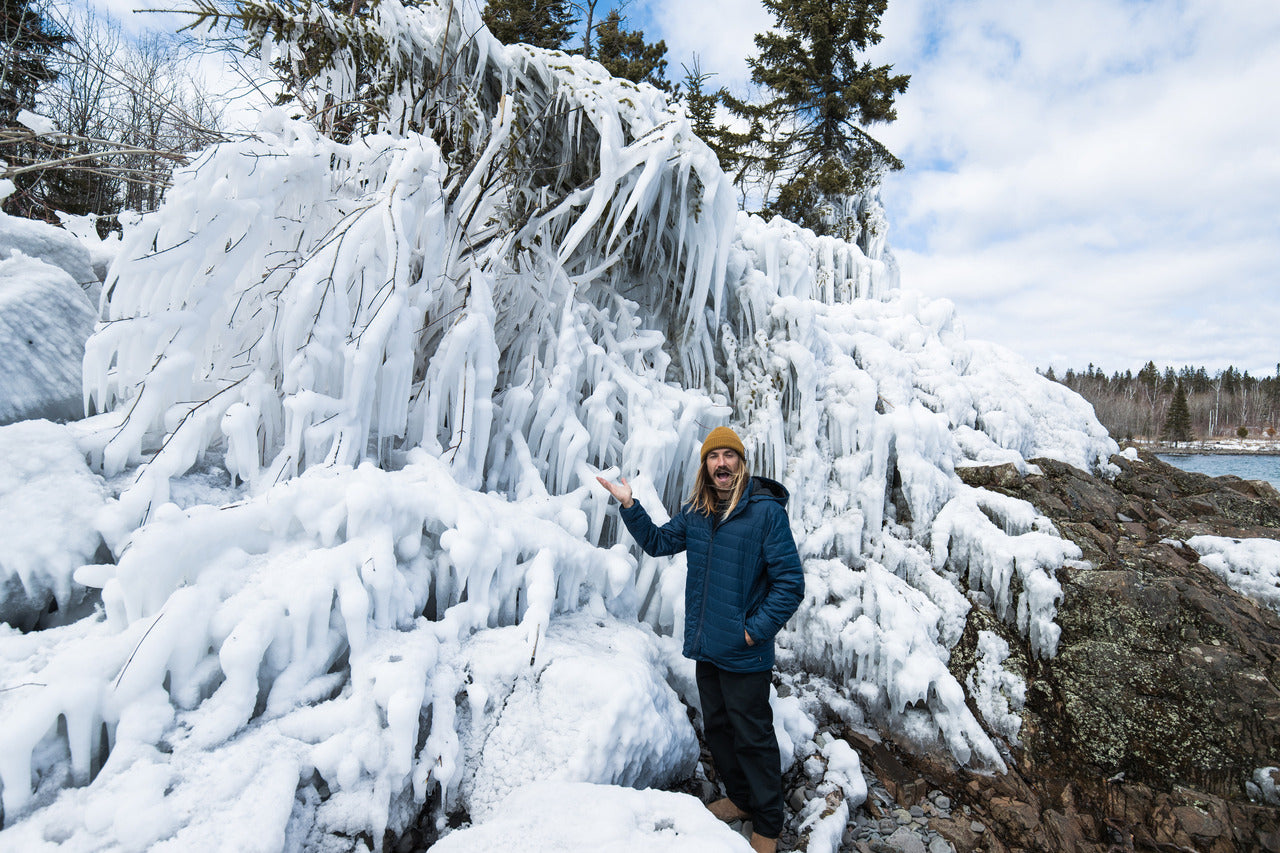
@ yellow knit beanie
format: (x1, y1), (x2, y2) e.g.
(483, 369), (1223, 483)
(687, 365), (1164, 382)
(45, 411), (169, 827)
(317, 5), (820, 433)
(700, 426), (745, 463)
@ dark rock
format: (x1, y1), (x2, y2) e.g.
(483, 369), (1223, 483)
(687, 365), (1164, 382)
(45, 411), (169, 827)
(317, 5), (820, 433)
(845, 729), (929, 807)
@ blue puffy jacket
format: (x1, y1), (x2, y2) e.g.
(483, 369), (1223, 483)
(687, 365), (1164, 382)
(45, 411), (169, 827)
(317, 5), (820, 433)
(620, 476), (805, 672)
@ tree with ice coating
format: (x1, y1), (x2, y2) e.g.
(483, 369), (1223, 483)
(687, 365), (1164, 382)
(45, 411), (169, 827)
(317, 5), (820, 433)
(0, 0), (1123, 849)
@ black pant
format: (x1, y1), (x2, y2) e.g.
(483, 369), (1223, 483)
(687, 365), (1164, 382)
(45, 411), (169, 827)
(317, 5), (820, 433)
(696, 661), (783, 838)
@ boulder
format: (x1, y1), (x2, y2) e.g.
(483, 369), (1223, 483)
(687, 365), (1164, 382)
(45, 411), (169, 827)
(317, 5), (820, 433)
(0, 253), (96, 425)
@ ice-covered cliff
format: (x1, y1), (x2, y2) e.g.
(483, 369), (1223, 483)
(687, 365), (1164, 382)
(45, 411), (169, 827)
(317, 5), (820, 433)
(0, 1), (1117, 848)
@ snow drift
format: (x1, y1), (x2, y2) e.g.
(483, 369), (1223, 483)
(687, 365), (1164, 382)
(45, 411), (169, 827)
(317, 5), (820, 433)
(0, 0), (1118, 848)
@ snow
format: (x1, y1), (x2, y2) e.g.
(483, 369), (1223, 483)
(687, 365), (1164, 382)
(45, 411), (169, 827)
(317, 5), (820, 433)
(1186, 535), (1280, 614)
(16, 110), (56, 135)
(0, 254), (97, 425)
(0, 208), (98, 297)
(0, 207), (104, 425)
(965, 631), (1026, 745)
(55, 212), (126, 284)
(431, 781), (752, 851)
(455, 614), (698, 820)
(0, 421), (108, 629)
(0, 0), (1125, 846)
(1250, 767), (1280, 806)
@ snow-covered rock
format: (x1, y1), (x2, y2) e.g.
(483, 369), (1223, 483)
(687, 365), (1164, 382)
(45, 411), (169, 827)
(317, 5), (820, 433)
(1187, 534), (1280, 614)
(0, 208), (98, 299)
(431, 782), (752, 852)
(0, 420), (108, 629)
(0, 255), (96, 425)
(456, 614), (698, 818)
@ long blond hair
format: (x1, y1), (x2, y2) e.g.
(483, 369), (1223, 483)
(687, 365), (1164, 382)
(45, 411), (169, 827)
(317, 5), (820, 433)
(687, 455), (751, 520)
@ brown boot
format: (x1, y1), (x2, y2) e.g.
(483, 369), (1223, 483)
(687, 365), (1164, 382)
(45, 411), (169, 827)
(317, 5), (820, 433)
(706, 797), (749, 822)
(749, 833), (777, 853)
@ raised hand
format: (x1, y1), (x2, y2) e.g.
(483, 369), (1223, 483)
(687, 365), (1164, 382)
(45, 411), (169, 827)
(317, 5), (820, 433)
(595, 475), (634, 508)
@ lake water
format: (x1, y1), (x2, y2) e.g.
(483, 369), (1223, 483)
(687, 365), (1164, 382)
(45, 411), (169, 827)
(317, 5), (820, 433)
(1156, 454), (1280, 489)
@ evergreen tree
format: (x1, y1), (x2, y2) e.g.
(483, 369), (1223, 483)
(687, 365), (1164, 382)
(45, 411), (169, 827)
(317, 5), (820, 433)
(1137, 360), (1159, 392)
(481, 0), (574, 50)
(1, 0), (69, 219)
(1162, 382), (1193, 444)
(725, 0), (908, 240)
(678, 57), (738, 173)
(592, 10), (669, 91)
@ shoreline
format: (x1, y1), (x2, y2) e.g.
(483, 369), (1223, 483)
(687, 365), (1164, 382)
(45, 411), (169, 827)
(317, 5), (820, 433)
(1131, 441), (1280, 457)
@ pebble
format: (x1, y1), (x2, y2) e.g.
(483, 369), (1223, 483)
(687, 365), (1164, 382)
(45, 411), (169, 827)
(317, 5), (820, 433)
(928, 838), (956, 853)
(935, 796), (951, 811)
(970, 820), (986, 834)
(894, 808), (913, 825)
(909, 805), (925, 818)
(788, 789), (807, 812)
(884, 826), (927, 853)
(878, 818), (898, 835)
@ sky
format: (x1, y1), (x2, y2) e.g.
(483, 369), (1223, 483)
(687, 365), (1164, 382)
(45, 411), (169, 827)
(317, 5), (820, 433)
(81, 0), (1280, 376)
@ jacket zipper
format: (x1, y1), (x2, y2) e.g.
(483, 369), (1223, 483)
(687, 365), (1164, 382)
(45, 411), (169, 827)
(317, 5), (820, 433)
(692, 522), (716, 655)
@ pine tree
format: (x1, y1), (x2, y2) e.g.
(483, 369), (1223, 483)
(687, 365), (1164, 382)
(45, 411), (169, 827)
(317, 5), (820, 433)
(591, 10), (669, 91)
(725, 0), (908, 240)
(0, 0), (70, 219)
(1162, 382), (1193, 444)
(678, 58), (739, 173)
(482, 0), (574, 50)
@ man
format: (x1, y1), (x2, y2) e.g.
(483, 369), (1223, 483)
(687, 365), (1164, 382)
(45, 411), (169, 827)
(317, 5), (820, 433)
(597, 426), (805, 853)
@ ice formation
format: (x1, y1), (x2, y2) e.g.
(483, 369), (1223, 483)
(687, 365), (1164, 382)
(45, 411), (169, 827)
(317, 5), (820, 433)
(0, 0), (1120, 847)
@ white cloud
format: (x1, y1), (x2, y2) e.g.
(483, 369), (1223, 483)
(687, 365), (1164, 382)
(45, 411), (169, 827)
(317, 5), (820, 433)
(640, 0), (1280, 374)
(648, 0), (771, 88)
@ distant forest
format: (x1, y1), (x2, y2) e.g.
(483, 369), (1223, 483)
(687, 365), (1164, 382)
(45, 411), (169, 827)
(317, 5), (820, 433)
(1045, 362), (1280, 442)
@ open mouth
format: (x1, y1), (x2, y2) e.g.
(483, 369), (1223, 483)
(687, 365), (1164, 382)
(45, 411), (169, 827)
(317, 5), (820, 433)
(714, 468), (733, 486)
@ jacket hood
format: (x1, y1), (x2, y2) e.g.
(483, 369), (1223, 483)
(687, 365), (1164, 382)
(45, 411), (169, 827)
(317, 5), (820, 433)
(747, 476), (789, 507)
